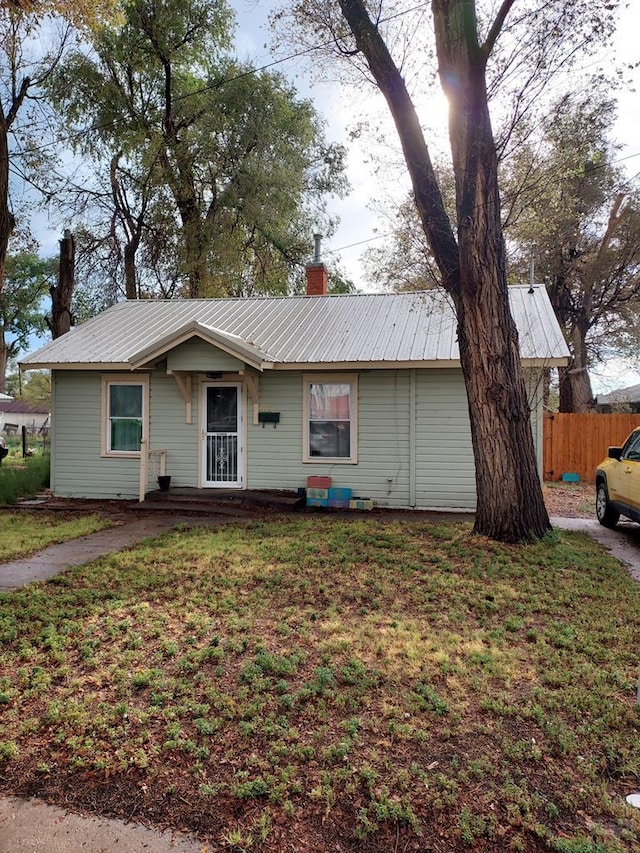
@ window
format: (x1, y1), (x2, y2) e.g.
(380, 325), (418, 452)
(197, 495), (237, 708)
(102, 378), (147, 455)
(622, 431), (640, 462)
(303, 375), (357, 463)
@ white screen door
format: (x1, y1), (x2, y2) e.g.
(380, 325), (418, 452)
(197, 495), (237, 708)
(201, 384), (243, 487)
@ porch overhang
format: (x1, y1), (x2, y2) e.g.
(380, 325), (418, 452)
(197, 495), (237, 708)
(128, 321), (277, 372)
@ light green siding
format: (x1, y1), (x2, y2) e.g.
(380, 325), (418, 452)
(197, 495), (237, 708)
(246, 370), (412, 507)
(167, 338), (242, 372)
(51, 362), (545, 508)
(52, 371), (140, 498)
(414, 369), (475, 508)
(148, 372), (199, 486)
(525, 368), (545, 479)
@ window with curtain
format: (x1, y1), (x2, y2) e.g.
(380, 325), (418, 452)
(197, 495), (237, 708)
(305, 377), (357, 462)
(108, 383), (143, 452)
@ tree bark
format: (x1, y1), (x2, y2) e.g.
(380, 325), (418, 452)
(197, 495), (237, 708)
(0, 105), (16, 289)
(110, 152), (141, 300)
(339, 0), (550, 541)
(47, 230), (75, 338)
(558, 326), (595, 412)
(0, 330), (8, 394)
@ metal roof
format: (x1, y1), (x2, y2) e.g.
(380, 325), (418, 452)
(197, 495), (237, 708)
(597, 383), (640, 405)
(0, 400), (50, 414)
(20, 286), (569, 370)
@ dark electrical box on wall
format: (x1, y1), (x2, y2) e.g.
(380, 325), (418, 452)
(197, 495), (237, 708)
(258, 412), (280, 428)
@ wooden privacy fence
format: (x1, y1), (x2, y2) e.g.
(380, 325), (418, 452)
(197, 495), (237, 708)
(543, 412), (640, 482)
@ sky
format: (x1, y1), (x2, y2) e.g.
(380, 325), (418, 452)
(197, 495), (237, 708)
(18, 1), (640, 391)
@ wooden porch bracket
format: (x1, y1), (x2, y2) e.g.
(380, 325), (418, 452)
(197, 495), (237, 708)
(244, 371), (260, 425)
(168, 371), (193, 423)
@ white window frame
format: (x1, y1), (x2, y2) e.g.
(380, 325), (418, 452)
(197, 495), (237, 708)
(101, 375), (149, 457)
(302, 373), (358, 464)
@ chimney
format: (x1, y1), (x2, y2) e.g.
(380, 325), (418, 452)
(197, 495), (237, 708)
(305, 232), (328, 296)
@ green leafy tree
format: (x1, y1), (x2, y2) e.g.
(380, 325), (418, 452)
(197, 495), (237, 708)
(0, 252), (54, 390)
(5, 1), (119, 28)
(5, 366), (50, 401)
(47, 0), (347, 299)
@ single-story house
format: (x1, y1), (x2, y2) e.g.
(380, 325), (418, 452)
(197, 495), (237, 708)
(20, 262), (569, 510)
(596, 383), (640, 414)
(0, 399), (50, 436)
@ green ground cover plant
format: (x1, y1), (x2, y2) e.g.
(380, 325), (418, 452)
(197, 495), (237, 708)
(0, 511), (114, 562)
(0, 453), (50, 505)
(0, 516), (638, 852)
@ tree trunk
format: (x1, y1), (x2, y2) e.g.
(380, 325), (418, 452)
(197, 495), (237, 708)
(558, 326), (595, 412)
(0, 106), (15, 289)
(124, 241), (139, 299)
(178, 206), (210, 298)
(0, 331), (8, 394)
(110, 152), (140, 300)
(47, 230), (75, 339)
(339, 0), (550, 541)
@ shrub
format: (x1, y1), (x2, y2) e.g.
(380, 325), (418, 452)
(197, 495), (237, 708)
(0, 453), (50, 505)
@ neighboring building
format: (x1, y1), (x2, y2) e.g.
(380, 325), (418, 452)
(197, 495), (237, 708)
(0, 400), (50, 436)
(20, 263), (569, 509)
(596, 383), (640, 414)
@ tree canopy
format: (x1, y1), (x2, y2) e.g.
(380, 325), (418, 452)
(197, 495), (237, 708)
(4, 0), (120, 29)
(0, 251), (54, 390)
(45, 0), (348, 300)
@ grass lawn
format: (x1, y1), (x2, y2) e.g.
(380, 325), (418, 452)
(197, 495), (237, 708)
(0, 516), (638, 852)
(0, 511), (114, 562)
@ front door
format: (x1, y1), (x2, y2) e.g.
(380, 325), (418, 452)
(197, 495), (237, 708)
(201, 384), (243, 488)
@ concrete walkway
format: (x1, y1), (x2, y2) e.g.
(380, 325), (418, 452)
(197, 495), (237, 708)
(0, 511), (256, 591)
(0, 795), (205, 853)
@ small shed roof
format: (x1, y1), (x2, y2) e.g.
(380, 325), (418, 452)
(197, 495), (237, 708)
(20, 286), (569, 371)
(597, 383), (640, 405)
(0, 400), (50, 415)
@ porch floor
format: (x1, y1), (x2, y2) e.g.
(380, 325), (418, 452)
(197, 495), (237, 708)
(140, 487), (305, 514)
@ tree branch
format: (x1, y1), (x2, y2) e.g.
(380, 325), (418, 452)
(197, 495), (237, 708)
(338, 0), (459, 289)
(482, 0), (517, 59)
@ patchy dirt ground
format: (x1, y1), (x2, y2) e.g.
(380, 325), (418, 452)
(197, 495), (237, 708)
(26, 484), (597, 521)
(542, 481), (595, 519)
